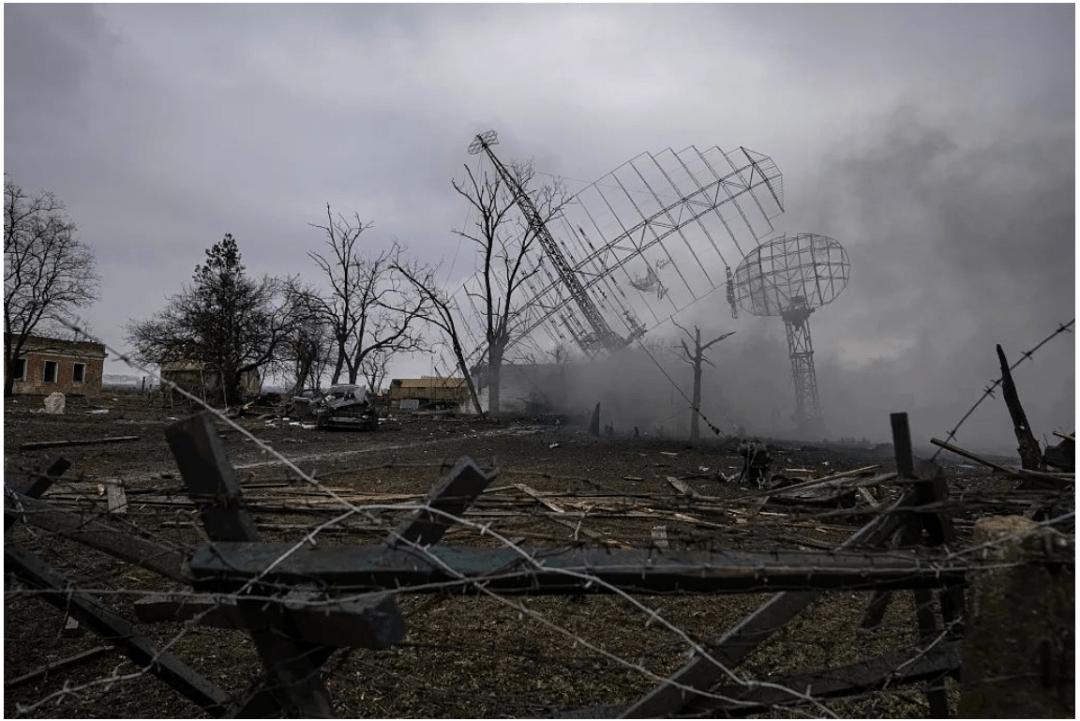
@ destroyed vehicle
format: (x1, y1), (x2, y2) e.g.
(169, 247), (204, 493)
(288, 385), (380, 431)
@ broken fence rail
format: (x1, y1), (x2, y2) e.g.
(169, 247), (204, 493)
(187, 543), (969, 595)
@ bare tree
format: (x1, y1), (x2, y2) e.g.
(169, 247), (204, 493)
(280, 280), (333, 394)
(673, 321), (735, 441)
(4, 180), (100, 395)
(127, 234), (301, 405)
(393, 261), (484, 417)
(308, 206), (428, 386)
(360, 349), (391, 396)
(453, 159), (570, 415)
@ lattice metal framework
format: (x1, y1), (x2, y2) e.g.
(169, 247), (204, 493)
(733, 233), (850, 427)
(448, 131), (784, 373)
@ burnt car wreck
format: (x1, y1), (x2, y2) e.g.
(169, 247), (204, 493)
(288, 384), (380, 431)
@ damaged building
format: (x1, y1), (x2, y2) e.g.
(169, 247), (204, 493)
(7, 334), (107, 396)
(159, 361), (262, 406)
(388, 377), (471, 412)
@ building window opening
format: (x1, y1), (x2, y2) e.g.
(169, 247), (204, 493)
(43, 360), (58, 384)
(13, 358), (26, 381)
(73, 363), (86, 384)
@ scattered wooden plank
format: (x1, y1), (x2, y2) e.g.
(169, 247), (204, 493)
(105, 482), (127, 515)
(5, 546), (229, 716)
(516, 483), (568, 514)
(18, 436), (140, 451)
(5, 645), (114, 689)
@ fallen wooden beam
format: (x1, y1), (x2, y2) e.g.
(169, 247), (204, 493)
(188, 543), (968, 595)
(682, 641), (961, 716)
(4, 492), (188, 582)
(134, 590), (405, 649)
(619, 493), (907, 718)
(6, 456), (70, 498)
(5, 645), (114, 689)
(5, 546), (229, 716)
(18, 436), (140, 451)
(930, 438), (1074, 482)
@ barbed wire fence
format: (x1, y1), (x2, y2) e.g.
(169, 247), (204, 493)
(3, 316), (1073, 718)
(930, 318), (1073, 461)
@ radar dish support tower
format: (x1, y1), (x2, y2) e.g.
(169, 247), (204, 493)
(780, 298), (821, 428)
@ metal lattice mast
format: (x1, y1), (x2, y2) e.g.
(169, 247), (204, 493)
(733, 233), (848, 431)
(781, 299), (821, 427)
(468, 130), (625, 352)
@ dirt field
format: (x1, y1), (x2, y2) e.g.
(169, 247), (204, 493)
(4, 390), (1016, 717)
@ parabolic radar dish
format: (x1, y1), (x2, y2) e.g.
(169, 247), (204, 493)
(733, 232), (850, 430)
(732, 232), (849, 318)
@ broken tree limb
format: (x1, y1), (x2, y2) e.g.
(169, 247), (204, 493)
(18, 436), (140, 451)
(996, 344), (1043, 471)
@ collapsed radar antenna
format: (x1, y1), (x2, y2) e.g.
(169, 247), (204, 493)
(733, 232), (850, 431)
(468, 129), (626, 352)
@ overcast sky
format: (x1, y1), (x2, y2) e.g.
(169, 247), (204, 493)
(5, 3), (1074, 451)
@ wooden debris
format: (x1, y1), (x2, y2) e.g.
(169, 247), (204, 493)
(105, 482), (127, 515)
(189, 542), (967, 594)
(18, 436), (140, 451)
(61, 615), (83, 638)
(996, 343), (1043, 471)
(515, 483), (568, 514)
(931, 437), (1074, 482)
(6, 547), (229, 715)
(5, 645), (114, 689)
(134, 591), (405, 649)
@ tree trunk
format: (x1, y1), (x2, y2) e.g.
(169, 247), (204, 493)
(690, 363), (702, 441)
(4, 356), (13, 398)
(221, 367), (242, 408)
(4, 335), (18, 397)
(487, 344), (503, 417)
(449, 336), (484, 418)
(331, 344), (346, 386)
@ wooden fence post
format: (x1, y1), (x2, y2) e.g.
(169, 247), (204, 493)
(166, 413), (334, 718)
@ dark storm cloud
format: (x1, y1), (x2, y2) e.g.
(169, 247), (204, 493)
(4, 4), (1073, 451)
